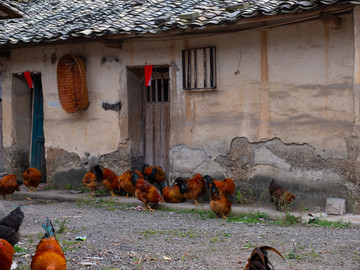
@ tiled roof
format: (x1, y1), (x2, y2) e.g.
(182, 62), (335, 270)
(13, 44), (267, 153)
(0, 0), (358, 46)
(0, 0), (23, 19)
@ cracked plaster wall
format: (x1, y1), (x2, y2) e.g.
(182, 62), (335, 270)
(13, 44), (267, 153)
(170, 137), (360, 213)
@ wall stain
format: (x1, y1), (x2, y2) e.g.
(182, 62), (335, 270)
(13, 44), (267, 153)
(258, 31), (270, 140)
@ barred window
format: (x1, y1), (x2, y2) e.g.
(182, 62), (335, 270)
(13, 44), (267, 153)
(182, 47), (216, 90)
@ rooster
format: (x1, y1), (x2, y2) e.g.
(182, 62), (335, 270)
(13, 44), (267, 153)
(142, 164), (166, 186)
(22, 168), (42, 192)
(204, 175), (235, 198)
(244, 246), (284, 270)
(209, 180), (231, 219)
(82, 166), (102, 196)
(269, 179), (296, 210)
(0, 175), (22, 200)
(158, 181), (185, 203)
(117, 170), (144, 197)
(0, 239), (14, 270)
(31, 218), (66, 270)
(101, 167), (119, 197)
(0, 207), (24, 246)
(83, 165), (120, 197)
(175, 174), (206, 205)
(131, 173), (164, 211)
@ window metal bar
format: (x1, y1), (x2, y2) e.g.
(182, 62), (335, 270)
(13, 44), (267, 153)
(187, 50), (191, 89)
(203, 48), (207, 88)
(182, 50), (186, 89)
(194, 49), (197, 89)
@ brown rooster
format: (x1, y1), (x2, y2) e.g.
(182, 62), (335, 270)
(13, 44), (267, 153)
(209, 180), (231, 219)
(0, 175), (22, 200)
(22, 168), (42, 192)
(244, 246), (285, 270)
(131, 173), (164, 211)
(0, 239), (14, 270)
(204, 175), (235, 198)
(117, 170), (144, 197)
(142, 164), (166, 186)
(158, 181), (185, 203)
(269, 179), (296, 210)
(101, 167), (119, 197)
(175, 173), (206, 205)
(31, 218), (66, 270)
(82, 166), (102, 196)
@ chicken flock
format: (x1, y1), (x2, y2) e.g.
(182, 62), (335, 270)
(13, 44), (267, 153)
(0, 164), (296, 269)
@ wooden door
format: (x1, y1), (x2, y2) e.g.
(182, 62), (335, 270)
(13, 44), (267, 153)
(144, 68), (170, 175)
(31, 75), (46, 181)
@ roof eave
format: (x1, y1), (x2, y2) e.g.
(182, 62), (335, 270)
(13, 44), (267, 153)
(0, 4), (354, 49)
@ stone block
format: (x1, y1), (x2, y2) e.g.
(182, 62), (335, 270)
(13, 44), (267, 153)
(325, 198), (346, 215)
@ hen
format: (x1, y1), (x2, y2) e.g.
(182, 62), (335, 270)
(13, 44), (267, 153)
(142, 164), (166, 186)
(244, 246), (284, 270)
(22, 168), (42, 192)
(209, 180), (231, 219)
(0, 239), (14, 270)
(131, 173), (164, 211)
(269, 179), (296, 210)
(158, 181), (185, 203)
(117, 170), (144, 197)
(101, 167), (120, 197)
(0, 175), (22, 200)
(204, 175), (235, 198)
(175, 173), (206, 205)
(0, 207), (24, 246)
(82, 165), (105, 196)
(31, 218), (66, 270)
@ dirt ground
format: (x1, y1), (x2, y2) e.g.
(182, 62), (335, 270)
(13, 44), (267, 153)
(2, 197), (360, 270)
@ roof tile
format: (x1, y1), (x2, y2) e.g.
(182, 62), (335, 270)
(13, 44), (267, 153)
(0, 0), (358, 46)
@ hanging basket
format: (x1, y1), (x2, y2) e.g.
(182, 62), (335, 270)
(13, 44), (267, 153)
(57, 54), (89, 113)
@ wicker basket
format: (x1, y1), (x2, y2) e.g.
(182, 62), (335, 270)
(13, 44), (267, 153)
(57, 54), (89, 113)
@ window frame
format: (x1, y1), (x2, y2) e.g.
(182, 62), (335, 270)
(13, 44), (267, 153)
(182, 46), (217, 90)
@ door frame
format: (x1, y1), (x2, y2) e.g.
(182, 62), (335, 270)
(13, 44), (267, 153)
(143, 67), (170, 175)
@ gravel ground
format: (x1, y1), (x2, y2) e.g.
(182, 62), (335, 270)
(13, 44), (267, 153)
(2, 198), (360, 270)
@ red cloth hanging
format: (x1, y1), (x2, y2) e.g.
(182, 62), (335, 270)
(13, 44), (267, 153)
(24, 71), (33, 89)
(145, 65), (153, 87)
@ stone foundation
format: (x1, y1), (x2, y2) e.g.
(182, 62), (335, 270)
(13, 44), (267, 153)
(169, 137), (360, 214)
(4, 146), (29, 181)
(46, 147), (131, 188)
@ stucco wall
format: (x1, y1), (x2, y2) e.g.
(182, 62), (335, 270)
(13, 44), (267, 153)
(1, 12), (360, 212)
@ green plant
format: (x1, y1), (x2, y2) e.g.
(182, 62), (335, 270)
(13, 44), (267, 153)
(236, 189), (254, 205)
(306, 217), (350, 228)
(227, 210), (270, 224)
(60, 240), (80, 252)
(287, 251), (301, 260)
(13, 244), (27, 253)
(210, 237), (218, 243)
(55, 219), (68, 234)
(65, 184), (73, 190)
(275, 212), (301, 226)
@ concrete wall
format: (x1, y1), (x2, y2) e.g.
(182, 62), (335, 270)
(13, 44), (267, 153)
(1, 12), (360, 212)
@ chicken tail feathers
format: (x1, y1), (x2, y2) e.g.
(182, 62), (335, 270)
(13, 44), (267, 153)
(245, 246), (284, 270)
(42, 217), (55, 238)
(91, 165), (104, 182)
(158, 181), (167, 192)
